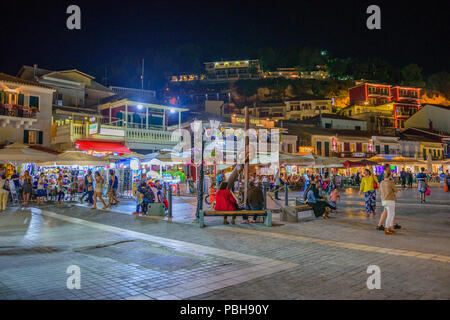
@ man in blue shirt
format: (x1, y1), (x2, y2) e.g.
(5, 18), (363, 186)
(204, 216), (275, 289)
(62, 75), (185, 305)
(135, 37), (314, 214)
(107, 169), (119, 207)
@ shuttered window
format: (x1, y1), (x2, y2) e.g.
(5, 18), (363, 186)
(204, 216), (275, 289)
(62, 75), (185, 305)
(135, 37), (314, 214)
(29, 96), (39, 108)
(18, 94), (25, 106)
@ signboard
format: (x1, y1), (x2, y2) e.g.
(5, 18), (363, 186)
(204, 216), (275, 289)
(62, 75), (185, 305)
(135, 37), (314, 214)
(298, 146), (315, 154)
(352, 152), (365, 158)
(89, 123), (98, 135)
(99, 127), (125, 137)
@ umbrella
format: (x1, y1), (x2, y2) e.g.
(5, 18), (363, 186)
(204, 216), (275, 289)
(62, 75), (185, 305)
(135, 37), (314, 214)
(38, 148), (108, 166)
(279, 152), (345, 168)
(0, 143), (57, 164)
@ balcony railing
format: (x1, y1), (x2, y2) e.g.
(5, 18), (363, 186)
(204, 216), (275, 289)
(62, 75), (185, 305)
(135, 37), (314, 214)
(0, 104), (37, 119)
(51, 123), (178, 146)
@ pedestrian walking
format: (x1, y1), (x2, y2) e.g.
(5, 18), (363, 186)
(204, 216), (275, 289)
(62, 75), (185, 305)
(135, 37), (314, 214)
(21, 170), (33, 206)
(416, 167), (428, 203)
(0, 175), (9, 211)
(106, 169), (119, 208)
(445, 170), (450, 192)
(359, 168), (378, 216)
(56, 174), (65, 205)
(407, 170), (413, 188)
(86, 171), (94, 205)
(380, 170), (398, 235)
(92, 171), (107, 210)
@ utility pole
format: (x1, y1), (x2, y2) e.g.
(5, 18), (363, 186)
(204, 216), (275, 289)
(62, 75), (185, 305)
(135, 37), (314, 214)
(244, 106), (249, 209)
(195, 123), (205, 222)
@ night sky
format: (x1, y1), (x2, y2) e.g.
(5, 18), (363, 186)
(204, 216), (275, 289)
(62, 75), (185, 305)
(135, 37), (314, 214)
(1, 0), (449, 88)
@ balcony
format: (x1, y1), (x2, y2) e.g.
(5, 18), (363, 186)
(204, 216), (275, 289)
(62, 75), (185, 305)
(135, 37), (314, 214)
(51, 123), (179, 150)
(0, 103), (38, 128)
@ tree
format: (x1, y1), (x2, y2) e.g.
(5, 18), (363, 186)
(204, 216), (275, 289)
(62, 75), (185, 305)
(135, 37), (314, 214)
(401, 63), (425, 87)
(427, 71), (450, 98)
(297, 47), (325, 70)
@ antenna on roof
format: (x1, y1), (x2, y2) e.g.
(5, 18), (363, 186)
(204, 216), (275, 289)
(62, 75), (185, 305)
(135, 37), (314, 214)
(141, 58), (144, 92)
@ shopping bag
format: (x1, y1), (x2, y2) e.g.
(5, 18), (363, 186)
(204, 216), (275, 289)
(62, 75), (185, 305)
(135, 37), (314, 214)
(425, 188), (431, 196)
(445, 184), (449, 192)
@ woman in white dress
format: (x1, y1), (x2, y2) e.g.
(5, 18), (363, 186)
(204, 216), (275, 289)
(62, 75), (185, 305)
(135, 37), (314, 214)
(92, 171), (107, 210)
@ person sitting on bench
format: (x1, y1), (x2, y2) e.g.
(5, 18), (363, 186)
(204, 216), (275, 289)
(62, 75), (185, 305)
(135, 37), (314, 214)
(243, 181), (264, 224)
(214, 182), (237, 225)
(134, 181), (154, 214)
(306, 180), (333, 220)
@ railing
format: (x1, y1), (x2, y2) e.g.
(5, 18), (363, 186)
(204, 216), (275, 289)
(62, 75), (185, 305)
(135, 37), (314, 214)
(0, 104), (37, 119)
(125, 127), (176, 144)
(51, 123), (87, 144)
(52, 122), (179, 145)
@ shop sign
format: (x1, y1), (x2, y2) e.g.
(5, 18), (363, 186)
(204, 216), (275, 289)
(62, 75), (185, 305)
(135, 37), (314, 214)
(352, 152), (365, 157)
(298, 146), (314, 154)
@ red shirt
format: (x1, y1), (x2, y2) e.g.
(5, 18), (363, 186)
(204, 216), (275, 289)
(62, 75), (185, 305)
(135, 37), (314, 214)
(214, 189), (237, 211)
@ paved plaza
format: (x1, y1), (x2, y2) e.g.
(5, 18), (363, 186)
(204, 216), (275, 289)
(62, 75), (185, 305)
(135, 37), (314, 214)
(0, 185), (449, 300)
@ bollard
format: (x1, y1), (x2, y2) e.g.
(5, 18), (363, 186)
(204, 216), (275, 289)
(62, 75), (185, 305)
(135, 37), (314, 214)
(167, 183), (173, 218)
(284, 184), (289, 207)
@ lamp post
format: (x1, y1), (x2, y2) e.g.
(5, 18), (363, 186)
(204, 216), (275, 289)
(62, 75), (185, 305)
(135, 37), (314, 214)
(195, 124), (205, 222)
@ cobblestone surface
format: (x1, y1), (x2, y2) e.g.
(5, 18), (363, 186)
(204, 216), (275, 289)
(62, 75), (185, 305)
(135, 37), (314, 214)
(0, 186), (449, 300)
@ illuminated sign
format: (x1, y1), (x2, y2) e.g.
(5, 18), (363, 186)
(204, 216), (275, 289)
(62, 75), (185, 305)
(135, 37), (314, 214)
(298, 146), (315, 154)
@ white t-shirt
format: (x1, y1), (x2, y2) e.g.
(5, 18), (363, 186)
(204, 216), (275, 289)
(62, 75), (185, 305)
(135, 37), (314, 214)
(37, 177), (45, 190)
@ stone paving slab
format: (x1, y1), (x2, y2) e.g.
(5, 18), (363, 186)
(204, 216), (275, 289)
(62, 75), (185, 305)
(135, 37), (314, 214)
(0, 187), (449, 300)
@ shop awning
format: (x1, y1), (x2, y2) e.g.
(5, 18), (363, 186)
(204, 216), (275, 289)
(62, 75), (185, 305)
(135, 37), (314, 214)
(74, 140), (131, 153)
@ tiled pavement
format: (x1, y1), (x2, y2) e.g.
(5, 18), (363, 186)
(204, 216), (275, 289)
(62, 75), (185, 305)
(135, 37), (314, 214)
(0, 186), (449, 300)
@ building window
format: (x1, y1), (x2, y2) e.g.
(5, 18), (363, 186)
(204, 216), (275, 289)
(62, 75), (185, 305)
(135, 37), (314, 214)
(325, 123), (332, 129)
(29, 96), (39, 109)
(23, 130), (43, 145)
(356, 143), (362, 152)
(316, 141), (322, 155)
(355, 126), (361, 131)
(344, 142), (350, 152)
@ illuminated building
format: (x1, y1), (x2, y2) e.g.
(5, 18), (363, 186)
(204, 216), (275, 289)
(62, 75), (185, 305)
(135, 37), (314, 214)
(204, 60), (261, 81)
(348, 82), (421, 129)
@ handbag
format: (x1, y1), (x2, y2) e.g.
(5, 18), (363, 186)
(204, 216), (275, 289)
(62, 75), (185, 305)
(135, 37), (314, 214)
(372, 175), (378, 189)
(425, 188), (431, 196)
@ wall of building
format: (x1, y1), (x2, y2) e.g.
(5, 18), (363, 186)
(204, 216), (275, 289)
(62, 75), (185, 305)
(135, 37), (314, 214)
(405, 105), (450, 133)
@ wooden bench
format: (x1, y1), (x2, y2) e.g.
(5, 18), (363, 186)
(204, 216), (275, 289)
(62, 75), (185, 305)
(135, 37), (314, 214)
(199, 210), (272, 228)
(293, 204), (312, 212)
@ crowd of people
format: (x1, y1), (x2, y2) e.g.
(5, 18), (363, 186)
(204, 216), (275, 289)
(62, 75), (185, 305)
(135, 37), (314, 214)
(132, 173), (168, 215)
(0, 168), (123, 212)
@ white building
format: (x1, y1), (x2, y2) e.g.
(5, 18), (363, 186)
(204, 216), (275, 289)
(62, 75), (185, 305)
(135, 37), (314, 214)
(372, 136), (401, 156)
(298, 114), (367, 131)
(405, 104), (450, 133)
(0, 73), (55, 147)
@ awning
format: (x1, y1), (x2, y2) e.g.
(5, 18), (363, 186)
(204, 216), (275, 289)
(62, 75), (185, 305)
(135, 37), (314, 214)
(74, 140), (131, 153)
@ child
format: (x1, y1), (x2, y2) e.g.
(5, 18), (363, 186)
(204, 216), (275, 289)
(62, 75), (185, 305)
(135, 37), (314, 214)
(36, 173), (47, 205)
(329, 187), (340, 211)
(209, 183), (216, 209)
(134, 193), (145, 215)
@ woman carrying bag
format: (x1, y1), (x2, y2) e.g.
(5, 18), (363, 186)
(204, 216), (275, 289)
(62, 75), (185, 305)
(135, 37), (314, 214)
(359, 168), (378, 216)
